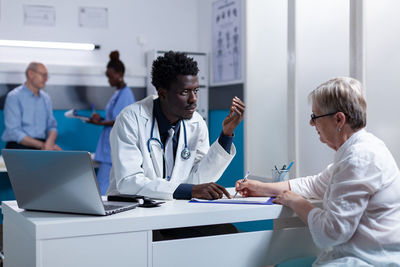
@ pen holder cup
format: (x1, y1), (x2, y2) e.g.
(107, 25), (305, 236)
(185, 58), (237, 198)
(271, 169), (290, 182)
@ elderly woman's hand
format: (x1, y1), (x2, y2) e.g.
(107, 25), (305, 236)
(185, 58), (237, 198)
(273, 190), (315, 226)
(235, 179), (265, 197)
(272, 190), (305, 209)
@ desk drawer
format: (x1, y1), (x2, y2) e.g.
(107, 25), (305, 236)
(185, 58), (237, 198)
(152, 228), (318, 267)
(39, 231), (147, 267)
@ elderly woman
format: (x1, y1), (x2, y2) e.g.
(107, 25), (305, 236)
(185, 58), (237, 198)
(236, 77), (400, 266)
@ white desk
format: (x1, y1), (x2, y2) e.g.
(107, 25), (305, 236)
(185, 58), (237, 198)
(2, 200), (319, 267)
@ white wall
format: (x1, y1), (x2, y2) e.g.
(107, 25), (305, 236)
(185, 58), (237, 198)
(0, 0), (200, 86)
(296, 0), (349, 176)
(245, 0), (400, 179)
(245, 0), (350, 178)
(364, 0), (400, 162)
(194, 0), (400, 179)
(245, 0), (288, 178)
(197, 0), (214, 55)
(294, 0), (400, 175)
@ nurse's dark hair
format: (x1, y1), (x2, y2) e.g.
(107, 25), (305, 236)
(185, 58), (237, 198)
(308, 77), (367, 130)
(107, 50), (125, 75)
(151, 51), (199, 91)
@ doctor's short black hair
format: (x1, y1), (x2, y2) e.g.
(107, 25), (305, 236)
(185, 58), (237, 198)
(151, 51), (199, 91)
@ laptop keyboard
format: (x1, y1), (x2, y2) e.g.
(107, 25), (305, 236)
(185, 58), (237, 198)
(103, 202), (138, 215)
(104, 204), (124, 211)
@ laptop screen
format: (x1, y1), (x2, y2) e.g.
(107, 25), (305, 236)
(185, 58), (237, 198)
(2, 149), (107, 215)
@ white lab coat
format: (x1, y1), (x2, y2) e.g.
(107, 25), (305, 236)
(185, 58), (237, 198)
(290, 129), (400, 266)
(107, 95), (236, 200)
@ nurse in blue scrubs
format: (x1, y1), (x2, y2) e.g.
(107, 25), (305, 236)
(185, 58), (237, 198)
(88, 50), (135, 194)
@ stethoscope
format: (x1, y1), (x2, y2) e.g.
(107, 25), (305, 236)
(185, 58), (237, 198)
(147, 115), (191, 160)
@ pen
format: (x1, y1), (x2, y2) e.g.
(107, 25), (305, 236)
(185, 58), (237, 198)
(279, 161), (294, 182)
(234, 171), (251, 198)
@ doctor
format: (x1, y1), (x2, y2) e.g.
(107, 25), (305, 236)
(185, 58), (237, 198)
(107, 51), (245, 200)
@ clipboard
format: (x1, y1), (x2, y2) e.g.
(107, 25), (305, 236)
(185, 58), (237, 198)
(64, 109), (90, 122)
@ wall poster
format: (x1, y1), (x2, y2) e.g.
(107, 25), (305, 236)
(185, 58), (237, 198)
(23, 5), (56, 26)
(211, 0), (242, 85)
(79, 7), (108, 28)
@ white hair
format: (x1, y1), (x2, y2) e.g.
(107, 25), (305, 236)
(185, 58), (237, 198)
(308, 77), (367, 130)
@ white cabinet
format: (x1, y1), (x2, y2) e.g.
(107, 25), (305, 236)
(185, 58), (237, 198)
(3, 211), (148, 267)
(146, 50), (209, 123)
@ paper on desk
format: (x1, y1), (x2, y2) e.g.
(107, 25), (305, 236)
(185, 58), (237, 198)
(190, 196), (274, 205)
(64, 109), (90, 122)
(190, 195), (274, 205)
(190, 188), (274, 205)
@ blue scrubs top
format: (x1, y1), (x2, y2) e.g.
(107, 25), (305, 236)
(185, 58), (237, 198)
(94, 86), (135, 163)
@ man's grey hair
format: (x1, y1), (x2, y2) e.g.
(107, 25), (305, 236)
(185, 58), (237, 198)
(308, 77), (367, 130)
(25, 62), (42, 78)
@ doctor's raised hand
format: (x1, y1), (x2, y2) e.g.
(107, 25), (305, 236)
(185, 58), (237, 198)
(191, 96), (245, 200)
(222, 96), (245, 136)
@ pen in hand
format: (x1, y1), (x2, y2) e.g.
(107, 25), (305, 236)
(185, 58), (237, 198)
(234, 171), (251, 198)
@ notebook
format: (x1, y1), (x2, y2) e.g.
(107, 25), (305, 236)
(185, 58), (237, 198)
(2, 149), (139, 216)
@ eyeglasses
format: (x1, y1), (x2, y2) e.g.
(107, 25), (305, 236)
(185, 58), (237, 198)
(310, 112), (337, 123)
(32, 70), (48, 79)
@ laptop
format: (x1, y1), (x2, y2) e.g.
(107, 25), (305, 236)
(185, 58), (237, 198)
(2, 149), (139, 216)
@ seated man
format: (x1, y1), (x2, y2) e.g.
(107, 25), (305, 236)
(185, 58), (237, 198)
(107, 51), (245, 200)
(2, 62), (61, 150)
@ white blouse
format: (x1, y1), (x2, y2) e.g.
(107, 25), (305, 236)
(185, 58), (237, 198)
(290, 129), (400, 266)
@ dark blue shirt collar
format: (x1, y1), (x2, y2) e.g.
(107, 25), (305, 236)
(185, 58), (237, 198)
(153, 98), (181, 144)
(153, 98), (171, 137)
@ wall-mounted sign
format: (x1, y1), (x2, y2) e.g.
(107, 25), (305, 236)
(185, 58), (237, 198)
(24, 5), (56, 26)
(79, 7), (108, 28)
